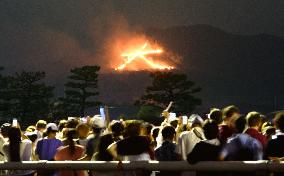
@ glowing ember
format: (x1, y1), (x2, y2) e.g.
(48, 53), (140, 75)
(115, 42), (174, 71)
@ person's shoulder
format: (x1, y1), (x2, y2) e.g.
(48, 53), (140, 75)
(219, 124), (228, 130)
(56, 138), (62, 142)
(0, 135), (4, 143)
(75, 144), (85, 150)
(49, 138), (62, 144)
(22, 139), (32, 144)
(138, 135), (149, 140)
(178, 131), (192, 140)
(2, 141), (9, 148)
(196, 141), (207, 146)
(37, 138), (44, 143)
(242, 134), (262, 148)
(193, 141), (209, 150)
(128, 135), (148, 142)
(56, 145), (67, 152)
(245, 128), (255, 135)
(87, 134), (95, 140)
(180, 131), (190, 137)
(138, 135), (151, 144)
(154, 145), (162, 154)
(235, 133), (251, 143)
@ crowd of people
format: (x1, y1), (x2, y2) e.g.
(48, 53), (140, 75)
(0, 105), (284, 176)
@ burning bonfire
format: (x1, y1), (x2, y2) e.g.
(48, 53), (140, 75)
(115, 42), (175, 71)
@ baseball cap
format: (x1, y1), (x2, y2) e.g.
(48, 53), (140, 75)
(46, 123), (58, 131)
(188, 114), (204, 127)
(91, 115), (105, 128)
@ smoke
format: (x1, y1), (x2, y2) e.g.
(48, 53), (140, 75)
(86, 3), (144, 71)
(86, 2), (181, 72)
(0, 0), (181, 79)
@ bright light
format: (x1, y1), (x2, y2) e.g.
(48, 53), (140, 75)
(115, 42), (174, 71)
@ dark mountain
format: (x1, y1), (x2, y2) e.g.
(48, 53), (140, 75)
(99, 25), (284, 114)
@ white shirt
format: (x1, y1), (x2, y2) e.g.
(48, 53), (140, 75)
(2, 139), (33, 176)
(3, 139), (32, 161)
(176, 127), (205, 160)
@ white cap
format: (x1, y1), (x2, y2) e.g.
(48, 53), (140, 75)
(188, 114), (204, 127)
(91, 115), (105, 128)
(46, 123), (58, 131)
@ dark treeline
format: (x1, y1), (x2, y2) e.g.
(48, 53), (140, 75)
(0, 67), (201, 126)
(0, 66), (101, 125)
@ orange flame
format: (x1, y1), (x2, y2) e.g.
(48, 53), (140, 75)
(115, 42), (174, 71)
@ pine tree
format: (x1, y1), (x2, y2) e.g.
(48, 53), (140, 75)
(137, 71), (201, 114)
(64, 65), (101, 116)
(0, 71), (54, 124)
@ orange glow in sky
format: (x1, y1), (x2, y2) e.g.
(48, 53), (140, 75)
(115, 42), (174, 71)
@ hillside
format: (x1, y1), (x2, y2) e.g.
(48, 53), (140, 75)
(98, 25), (284, 113)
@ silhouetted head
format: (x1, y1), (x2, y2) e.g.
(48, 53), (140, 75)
(203, 119), (219, 140)
(124, 120), (142, 137)
(246, 111), (262, 130)
(162, 125), (176, 141)
(274, 112), (284, 132)
(209, 108), (223, 125)
(234, 115), (247, 133)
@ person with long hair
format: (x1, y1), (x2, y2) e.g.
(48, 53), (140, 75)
(2, 127), (34, 176)
(54, 129), (86, 176)
(92, 133), (114, 161)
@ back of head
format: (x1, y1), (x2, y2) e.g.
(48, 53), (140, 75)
(124, 120), (142, 137)
(46, 123), (58, 136)
(246, 111), (262, 128)
(274, 112), (284, 132)
(162, 125), (176, 141)
(76, 123), (90, 138)
(1, 123), (11, 137)
(261, 121), (276, 137)
(97, 134), (114, 161)
(110, 121), (124, 137)
(36, 120), (47, 130)
(235, 115), (247, 133)
(151, 127), (160, 140)
(209, 108), (223, 125)
(26, 126), (36, 132)
(66, 128), (78, 140)
(66, 118), (79, 128)
(91, 115), (105, 134)
(203, 119), (219, 140)
(142, 122), (154, 136)
(58, 120), (67, 132)
(66, 129), (78, 155)
(188, 114), (204, 128)
(222, 105), (240, 120)
(170, 119), (179, 129)
(98, 134), (114, 152)
(25, 132), (38, 143)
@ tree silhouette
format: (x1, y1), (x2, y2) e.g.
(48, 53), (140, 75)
(64, 65), (101, 116)
(137, 71), (201, 114)
(0, 71), (54, 124)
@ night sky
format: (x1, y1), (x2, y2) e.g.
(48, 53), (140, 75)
(1, 0), (284, 72)
(1, 0), (284, 112)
